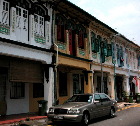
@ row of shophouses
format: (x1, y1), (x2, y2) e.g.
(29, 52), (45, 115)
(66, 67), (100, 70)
(0, 0), (140, 116)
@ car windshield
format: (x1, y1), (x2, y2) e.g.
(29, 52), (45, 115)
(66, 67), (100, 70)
(66, 95), (93, 103)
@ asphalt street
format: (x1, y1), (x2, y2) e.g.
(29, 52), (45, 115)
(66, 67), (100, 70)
(89, 105), (140, 126)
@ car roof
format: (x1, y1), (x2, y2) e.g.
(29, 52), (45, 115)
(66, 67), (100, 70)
(73, 93), (106, 95)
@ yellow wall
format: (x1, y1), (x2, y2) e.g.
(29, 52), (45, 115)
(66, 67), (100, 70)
(58, 55), (90, 70)
(29, 83), (43, 113)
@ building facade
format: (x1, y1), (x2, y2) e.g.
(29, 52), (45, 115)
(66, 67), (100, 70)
(0, 0), (54, 115)
(53, 0), (140, 104)
(0, 0), (140, 116)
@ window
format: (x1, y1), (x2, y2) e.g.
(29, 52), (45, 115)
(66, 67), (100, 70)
(33, 83), (44, 98)
(119, 46), (124, 67)
(34, 14), (44, 36)
(138, 56), (140, 67)
(33, 5), (46, 43)
(73, 74), (84, 94)
(99, 94), (110, 102)
(94, 94), (101, 101)
(16, 6), (28, 30)
(2, 0), (9, 25)
(91, 32), (96, 52)
(67, 20), (76, 56)
(77, 25), (86, 49)
(56, 14), (66, 42)
(59, 72), (67, 96)
(112, 42), (116, 64)
(15, 0), (29, 42)
(10, 82), (25, 99)
(125, 49), (129, 67)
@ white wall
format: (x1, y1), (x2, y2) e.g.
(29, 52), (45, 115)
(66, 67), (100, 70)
(6, 83), (29, 115)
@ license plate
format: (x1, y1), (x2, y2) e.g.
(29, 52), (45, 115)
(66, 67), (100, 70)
(54, 115), (63, 119)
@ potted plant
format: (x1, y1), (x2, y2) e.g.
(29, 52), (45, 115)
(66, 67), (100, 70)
(122, 91), (129, 102)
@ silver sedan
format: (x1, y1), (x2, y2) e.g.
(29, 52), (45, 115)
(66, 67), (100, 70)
(48, 93), (118, 126)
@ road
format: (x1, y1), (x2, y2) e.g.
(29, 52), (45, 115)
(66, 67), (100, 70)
(50, 104), (140, 126)
(89, 105), (140, 126)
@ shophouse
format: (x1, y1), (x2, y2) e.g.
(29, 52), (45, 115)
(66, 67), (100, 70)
(53, 0), (140, 104)
(52, 0), (93, 104)
(89, 22), (140, 101)
(0, 0), (54, 115)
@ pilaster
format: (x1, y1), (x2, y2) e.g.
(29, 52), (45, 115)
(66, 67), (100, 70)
(107, 74), (115, 99)
(44, 67), (54, 111)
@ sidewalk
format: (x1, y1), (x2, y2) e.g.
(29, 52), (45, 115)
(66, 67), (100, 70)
(0, 114), (48, 126)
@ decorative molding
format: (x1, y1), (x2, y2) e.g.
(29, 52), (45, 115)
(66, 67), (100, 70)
(34, 34), (46, 44)
(0, 24), (10, 35)
(79, 48), (85, 56)
(58, 42), (66, 50)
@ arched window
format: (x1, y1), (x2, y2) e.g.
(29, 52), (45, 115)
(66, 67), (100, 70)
(0, 0), (9, 25)
(15, 0), (30, 42)
(120, 46), (124, 67)
(56, 14), (66, 42)
(116, 44), (120, 66)
(77, 24), (86, 49)
(91, 32), (96, 52)
(34, 5), (46, 37)
(125, 49), (129, 67)
(96, 35), (101, 52)
(67, 20), (76, 55)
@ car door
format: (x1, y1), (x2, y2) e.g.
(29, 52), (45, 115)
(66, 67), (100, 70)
(99, 94), (111, 116)
(90, 94), (102, 118)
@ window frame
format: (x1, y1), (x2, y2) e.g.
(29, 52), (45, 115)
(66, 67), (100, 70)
(56, 14), (66, 43)
(10, 82), (25, 99)
(1, 0), (9, 25)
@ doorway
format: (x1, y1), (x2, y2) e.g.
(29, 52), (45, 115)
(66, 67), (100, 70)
(115, 76), (123, 101)
(73, 74), (84, 94)
(0, 67), (8, 115)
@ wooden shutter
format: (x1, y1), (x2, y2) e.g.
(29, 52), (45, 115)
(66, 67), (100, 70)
(10, 59), (43, 83)
(69, 29), (73, 55)
(57, 24), (61, 41)
(78, 30), (84, 48)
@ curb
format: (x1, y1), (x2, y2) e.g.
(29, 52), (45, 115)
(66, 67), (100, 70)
(0, 116), (47, 126)
(117, 103), (139, 111)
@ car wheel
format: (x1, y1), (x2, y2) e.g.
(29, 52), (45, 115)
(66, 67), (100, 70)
(110, 108), (115, 118)
(81, 113), (89, 126)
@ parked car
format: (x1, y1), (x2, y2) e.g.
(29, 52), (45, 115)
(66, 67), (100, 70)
(48, 93), (118, 125)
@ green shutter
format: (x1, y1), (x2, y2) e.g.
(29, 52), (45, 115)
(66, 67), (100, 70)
(104, 41), (107, 56)
(91, 32), (97, 53)
(100, 41), (105, 63)
(138, 56), (140, 66)
(112, 42), (116, 64)
(91, 37), (95, 52)
(119, 47), (124, 67)
(95, 38), (99, 52)
(107, 44), (112, 56)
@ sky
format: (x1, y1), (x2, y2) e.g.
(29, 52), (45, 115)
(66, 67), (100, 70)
(68, 0), (140, 46)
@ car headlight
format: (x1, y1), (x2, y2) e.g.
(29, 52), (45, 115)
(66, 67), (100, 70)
(67, 109), (80, 114)
(49, 108), (54, 113)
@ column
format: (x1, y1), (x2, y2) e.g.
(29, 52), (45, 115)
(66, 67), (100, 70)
(44, 67), (54, 111)
(123, 76), (130, 95)
(107, 74), (115, 99)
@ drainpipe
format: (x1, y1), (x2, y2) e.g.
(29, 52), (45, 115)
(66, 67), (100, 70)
(52, 9), (58, 105)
